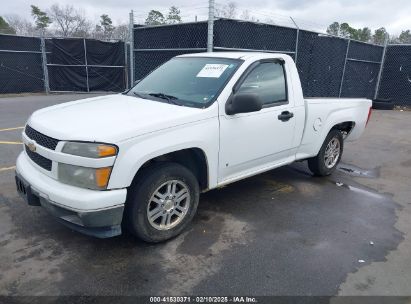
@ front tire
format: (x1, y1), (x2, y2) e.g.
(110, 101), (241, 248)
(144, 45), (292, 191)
(125, 162), (200, 243)
(308, 129), (343, 176)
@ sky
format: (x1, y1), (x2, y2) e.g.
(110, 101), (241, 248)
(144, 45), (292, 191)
(3, 0), (411, 35)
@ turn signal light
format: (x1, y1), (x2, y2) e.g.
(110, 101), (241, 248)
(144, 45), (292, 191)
(95, 167), (112, 188)
(97, 145), (117, 157)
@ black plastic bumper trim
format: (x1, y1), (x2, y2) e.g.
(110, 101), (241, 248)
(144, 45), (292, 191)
(15, 172), (124, 238)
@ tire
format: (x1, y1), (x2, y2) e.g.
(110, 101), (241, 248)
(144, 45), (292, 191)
(125, 162), (200, 243)
(372, 99), (394, 110)
(308, 129), (344, 176)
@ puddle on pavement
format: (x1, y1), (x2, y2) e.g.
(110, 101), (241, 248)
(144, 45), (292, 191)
(337, 163), (379, 178)
(332, 181), (385, 200)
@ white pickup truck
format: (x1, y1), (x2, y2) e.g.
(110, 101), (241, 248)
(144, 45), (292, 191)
(15, 52), (372, 242)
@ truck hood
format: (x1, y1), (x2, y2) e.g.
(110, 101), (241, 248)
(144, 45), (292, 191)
(28, 94), (215, 143)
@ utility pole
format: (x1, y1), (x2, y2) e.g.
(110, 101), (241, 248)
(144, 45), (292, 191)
(207, 0), (215, 52)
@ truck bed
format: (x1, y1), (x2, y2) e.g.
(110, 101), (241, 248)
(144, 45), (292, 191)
(295, 97), (372, 160)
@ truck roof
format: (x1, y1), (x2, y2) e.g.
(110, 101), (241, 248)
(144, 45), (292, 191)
(178, 51), (288, 61)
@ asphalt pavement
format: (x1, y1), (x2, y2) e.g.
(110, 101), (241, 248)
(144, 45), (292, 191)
(0, 93), (410, 298)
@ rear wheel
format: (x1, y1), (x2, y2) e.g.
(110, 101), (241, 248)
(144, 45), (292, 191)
(308, 129), (343, 176)
(125, 162), (200, 243)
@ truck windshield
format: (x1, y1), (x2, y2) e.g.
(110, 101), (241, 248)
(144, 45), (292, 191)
(128, 57), (242, 108)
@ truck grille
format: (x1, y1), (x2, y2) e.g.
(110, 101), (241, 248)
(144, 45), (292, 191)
(25, 145), (52, 171)
(25, 125), (59, 150)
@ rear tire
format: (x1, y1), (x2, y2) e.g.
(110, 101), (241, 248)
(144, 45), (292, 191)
(125, 162), (200, 243)
(308, 129), (343, 176)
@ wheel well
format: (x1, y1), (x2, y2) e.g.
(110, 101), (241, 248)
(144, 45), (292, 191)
(138, 148), (209, 191)
(331, 121), (355, 138)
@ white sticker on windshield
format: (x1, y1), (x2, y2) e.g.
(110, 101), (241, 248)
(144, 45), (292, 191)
(196, 64), (229, 78)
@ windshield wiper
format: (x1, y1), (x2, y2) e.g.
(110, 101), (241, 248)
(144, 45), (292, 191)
(148, 92), (182, 105)
(132, 91), (148, 99)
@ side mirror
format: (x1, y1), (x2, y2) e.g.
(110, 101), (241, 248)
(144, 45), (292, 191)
(225, 93), (263, 115)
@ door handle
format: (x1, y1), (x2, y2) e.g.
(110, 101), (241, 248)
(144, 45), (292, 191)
(278, 111), (294, 122)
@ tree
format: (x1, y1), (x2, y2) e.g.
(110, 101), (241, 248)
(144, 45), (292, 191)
(31, 5), (51, 34)
(93, 24), (103, 39)
(112, 24), (128, 40)
(357, 27), (371, 42)
(326, 22), (340, 36)
(216, 2), (237, 18)
(167, 6), (181, 24)
(399, 30), (411, 44)
(0, 16), (16, 34)
(5, 15), (37, 36)
(326, 22), (371, 42)
(373, 27), (388, 45)
(240, 10), (250, 20)
(49, 4), (91, 37)
(100, 14), (114, 38)
(240, 10), (259, 22)
(339, 23), (352, 38)
(145, 10), (165, 25)
(347, 27), (359, 40)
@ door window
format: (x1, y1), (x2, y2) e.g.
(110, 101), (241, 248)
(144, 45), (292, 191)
(238, 62), (287, 105)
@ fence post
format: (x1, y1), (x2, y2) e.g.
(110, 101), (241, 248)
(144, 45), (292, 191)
(124, 41), (129, 89)
(290, 17), (299, 64)
(83, 38), (90, 92)
(207, 0), (215, 52)
(374, 34), (389, 100)
(129, 10), (135, 86)
(40, 37), (50, 94)
(339, 39), (351, 98)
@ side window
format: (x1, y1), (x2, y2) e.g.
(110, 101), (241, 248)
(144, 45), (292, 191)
(237, 62), (287, 105)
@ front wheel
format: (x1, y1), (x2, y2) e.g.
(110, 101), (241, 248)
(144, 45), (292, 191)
(125, 162), (200, 243)
(308, 129), (343, 176)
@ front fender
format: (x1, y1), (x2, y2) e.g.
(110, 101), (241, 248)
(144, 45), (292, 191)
(107, 118), (219, 190)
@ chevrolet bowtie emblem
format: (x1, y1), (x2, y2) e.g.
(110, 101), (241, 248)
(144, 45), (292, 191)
(27, 142), (36, 152)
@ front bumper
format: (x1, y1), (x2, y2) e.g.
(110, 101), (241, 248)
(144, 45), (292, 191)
(15, 152), (127, 238)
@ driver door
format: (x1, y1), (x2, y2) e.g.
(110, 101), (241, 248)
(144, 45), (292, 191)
(218, 59), (297, 184)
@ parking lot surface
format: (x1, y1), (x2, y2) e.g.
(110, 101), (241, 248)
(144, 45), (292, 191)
(0, 94), (410, 296)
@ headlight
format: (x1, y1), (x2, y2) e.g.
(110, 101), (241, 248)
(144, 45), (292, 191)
(58, 164), (112, 190)
(62, 142), (117, 158)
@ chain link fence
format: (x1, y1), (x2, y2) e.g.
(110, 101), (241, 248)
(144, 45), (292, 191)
(377, 45), (411, 106)
(0, 35), (45, 93)
(0, 34), (127, 94)
(131, 15), (411, 106)
(133, 21), (208, 81)
(1, 14), (410, 106)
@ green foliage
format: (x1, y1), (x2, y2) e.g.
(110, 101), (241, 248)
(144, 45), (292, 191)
(145, 10), (165, 25)
(357, 28), (372, 42)
(326, 22), (340, 36)
(0, 16), (16, 34)
(100, 14), (114, 33)
(144, 7), (182, 26)
(326, 22), (376, 43)
(339, 23), (352, 38)
(373, 27), (388, 45)
(167, 6), (182, 24)
(398, 30), (411, 43)
(30, 5), (51, 30)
